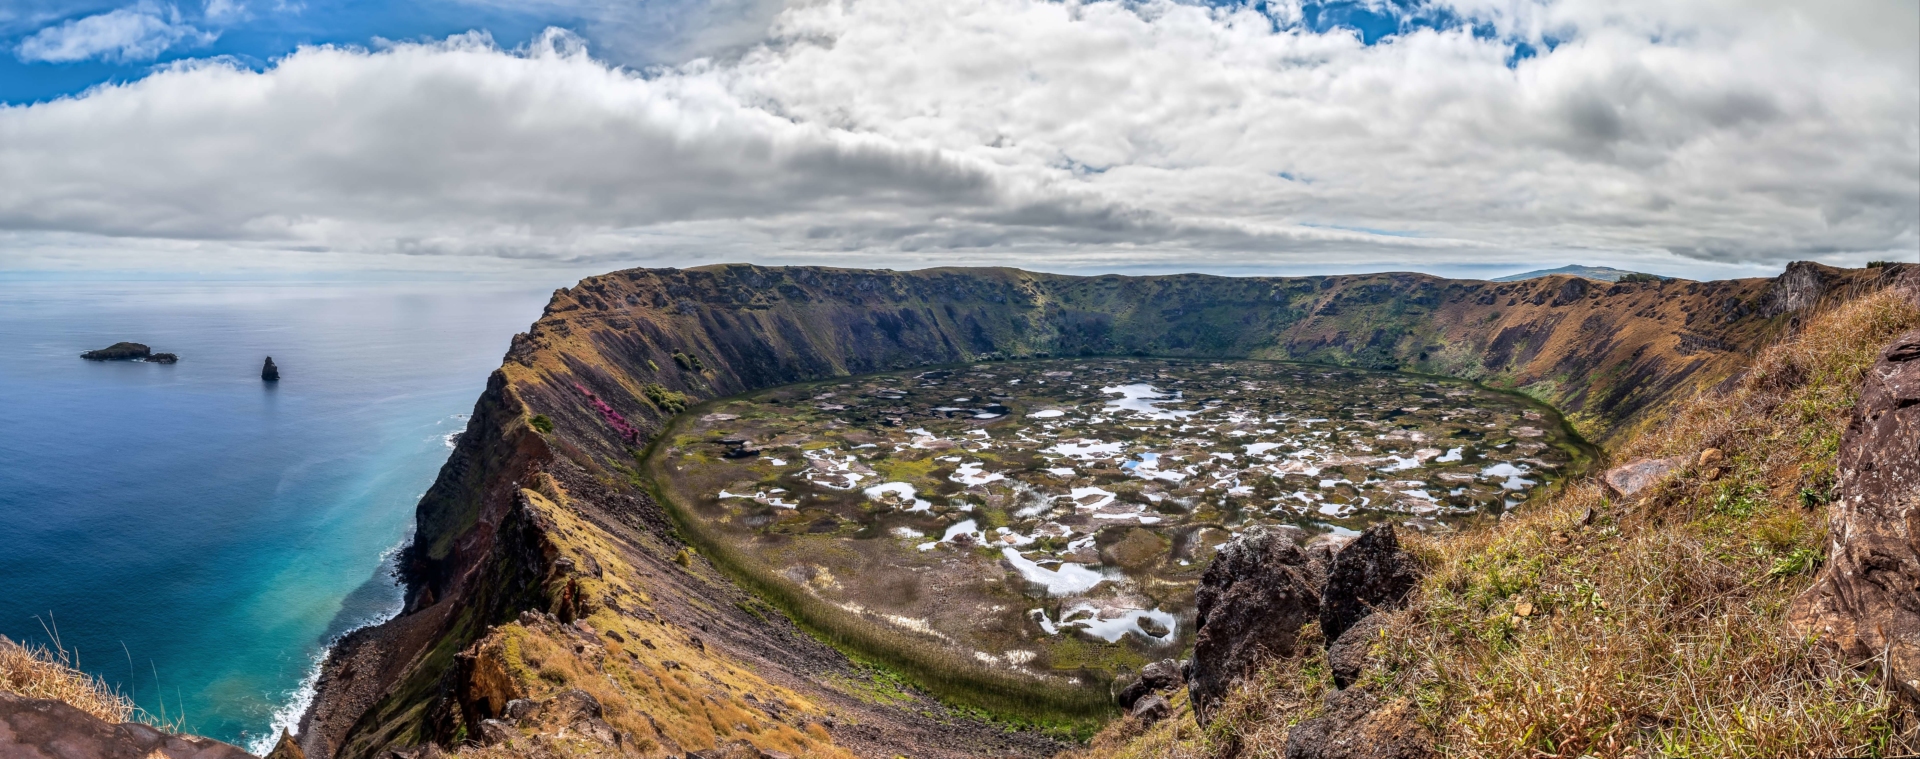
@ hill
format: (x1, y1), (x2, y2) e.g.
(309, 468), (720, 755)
(1491, 265), (1667, 283)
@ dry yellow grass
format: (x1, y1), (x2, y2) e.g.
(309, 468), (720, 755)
(0, 635), (136, 724)
(1086, 287), (1920, 758)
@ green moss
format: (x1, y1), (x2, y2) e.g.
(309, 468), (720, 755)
(529, 414), (554, 434)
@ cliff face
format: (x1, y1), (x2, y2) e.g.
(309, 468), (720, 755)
(303, 262), (1904, 759)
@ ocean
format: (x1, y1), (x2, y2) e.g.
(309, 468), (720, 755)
(0, 279), (554, 751)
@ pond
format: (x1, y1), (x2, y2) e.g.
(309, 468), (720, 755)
(646, 358), (1587, 689)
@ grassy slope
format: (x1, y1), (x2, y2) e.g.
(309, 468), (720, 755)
(1, 636), (140, 724)
(1078, 287), (1920, 758)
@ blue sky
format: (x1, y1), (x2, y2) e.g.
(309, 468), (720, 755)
(0, 0), (1914, 278)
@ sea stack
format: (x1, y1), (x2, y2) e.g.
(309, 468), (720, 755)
(262, 357), (280, 382)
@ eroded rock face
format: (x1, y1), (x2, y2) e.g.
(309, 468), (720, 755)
(1283, 688), (1434, 759)
(1320, 524), (1421, 644)
(0, 691), (257, 759)
(1189, 526), (1322, 723)
(1791, 327), (1920, 697)
(1328, 614), (1388, 689)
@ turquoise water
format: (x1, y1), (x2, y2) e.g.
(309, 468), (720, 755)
(0, 280), (552, 750)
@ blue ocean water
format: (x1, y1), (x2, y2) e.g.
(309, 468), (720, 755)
(0, 280), (553, 750)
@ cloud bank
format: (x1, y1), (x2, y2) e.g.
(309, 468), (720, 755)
(1, 0), (1915, 273)
(14, 2), (213, 63)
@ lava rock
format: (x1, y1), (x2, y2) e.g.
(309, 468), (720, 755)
(262, 357), (280, 382)
(1791, 327), (1920, 698)
(265, 730), (308, 759)
(1283, 688), (1435, 759)
(1129, 694), (1172, 724)
(1320, 523), (1421, 644)
(1189, 525), (1322, 723)
(1328, 613), (1388, 689)
(1115, 658), (1184, 709)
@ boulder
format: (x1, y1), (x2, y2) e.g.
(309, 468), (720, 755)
(1114, 658), (1184, 709)
(1791, 327), (1920, 698)
(1129, 694), (1172, 724)
(1328, 613), (1388, 689)
(1283, 688), (1435, 759)
(1189, 526), (1322, 723)
(1320, 524), (1421, 644)
(1599, 456), (1681, 498)
(0, 691), (257, 759)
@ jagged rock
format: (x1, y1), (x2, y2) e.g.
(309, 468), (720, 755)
(1328, 613), (1388, 689)
(262, 357), (280, 382)
(81, 341), (152, 360)
(1600, 456), (1681, 498)
(264, 730), (307, 759)
(476, 718), (515, 746)
(147, 353), (179, 364)
(0, 691), (257, 759)
(1791, 327), (1920, 698)
(1130, 694), (1172, 723)
(547, 689), (603, 722)
(1189, 526), (1322, 723)
(502, 698), (538, 722)
(1114, 658), (1184, 709)
(1283, 688), (1435, 759)
(1320, 524), (1421, 644)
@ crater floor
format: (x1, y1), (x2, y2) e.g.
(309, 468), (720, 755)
(649, 358), (1581, 686)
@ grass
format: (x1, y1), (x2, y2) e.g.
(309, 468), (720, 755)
(1087, 286), (1920, 758)
(1, 635), (141, 725)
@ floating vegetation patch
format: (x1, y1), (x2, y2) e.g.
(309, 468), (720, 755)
(647, 359), (1583, 697)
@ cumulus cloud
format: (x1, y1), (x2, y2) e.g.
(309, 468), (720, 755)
(0, 0), (1914, 272)
(14, 2), (215, 63)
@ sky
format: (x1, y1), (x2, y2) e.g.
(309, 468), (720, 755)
(0, 0), (1915, 281)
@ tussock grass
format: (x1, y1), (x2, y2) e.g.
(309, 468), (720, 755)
(0, 635), (136, 724)
(1088, 287), (1920, 758)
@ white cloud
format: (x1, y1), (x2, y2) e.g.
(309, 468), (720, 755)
(0, 0), (1914, 273)
(14, 2), (215, 63)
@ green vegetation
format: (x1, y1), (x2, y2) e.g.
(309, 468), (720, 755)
(672, 350), (705, 372)
(1078, 286), (1920, 758)
(529, 414), (554, 434)
(643, 383), (690, 413)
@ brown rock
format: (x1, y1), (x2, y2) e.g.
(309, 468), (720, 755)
(1320, 523), (1421, 644)
(1328, 614), (1387, 689)
(1600, 456), (1681, 498)
(1697, 448), (1724, 468)
(1791, 327), (1920, 698)
(1130, 694), (1172, 723)
(1283, 688), (1435, 759)
(1189, 526), (1322, 724)
(265, 730), (307, 759)
(0, 691), (258, 759)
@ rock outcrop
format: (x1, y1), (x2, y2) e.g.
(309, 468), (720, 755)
(0, 691), (257, 759)
(262, 357), (280, 382)
(1282, 688), (1434, 759)
(1791, 327), (1920, 698)
(1320, 524), (1421, 644)
(1189, 526), (1324, 723)
(1114, 659), (1185, 710)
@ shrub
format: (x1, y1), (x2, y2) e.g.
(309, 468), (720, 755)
(671, 351), (705, 372)
(529, 414), (554, 434)
(643, 383), (689, 414)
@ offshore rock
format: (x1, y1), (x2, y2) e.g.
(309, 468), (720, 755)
(0, 691), (257, 759)
(1189, 526), (1321, 724)
(1792, 327), (1920, 698)
(262, 357), (280, 382)
(1283, 688), (1435, 759)
(1320, 523), (1421, 644)
(81, 341), (178, 362)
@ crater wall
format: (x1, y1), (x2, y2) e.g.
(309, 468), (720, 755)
(303, 262), (1904, 759)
